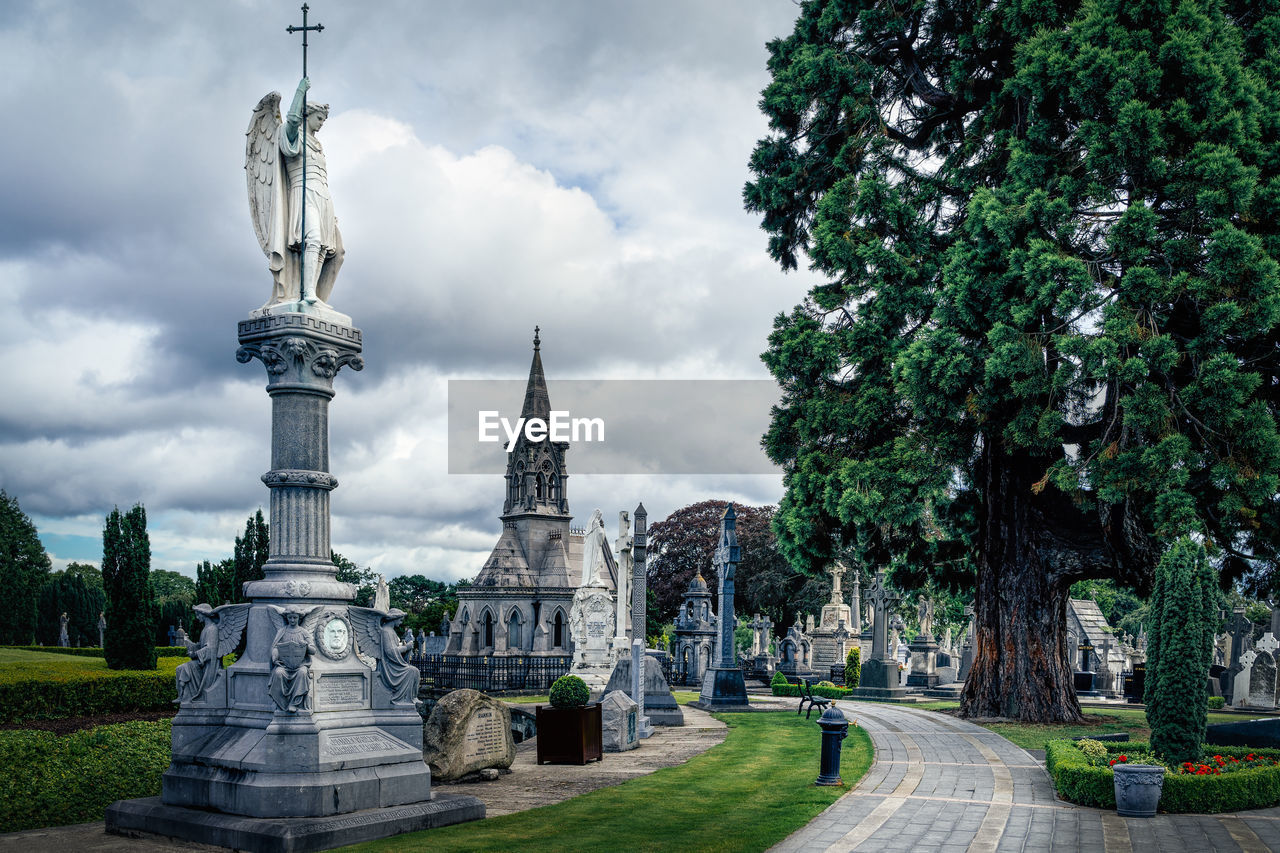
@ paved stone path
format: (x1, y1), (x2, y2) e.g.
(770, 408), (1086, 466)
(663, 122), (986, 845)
(771, 701), (1280, 853)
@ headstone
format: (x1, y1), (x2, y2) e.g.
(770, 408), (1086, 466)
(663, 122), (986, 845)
(692, 505), (750, 710)
(1250, 650), (1278, 710)
(851, 570), (908, 698)
(570, 535), (616, 695)
(1233, 650), (1259, 707)
(600, 690), (639, 752)
(422, 689), (517, 781)
(605, 652), (684, 726)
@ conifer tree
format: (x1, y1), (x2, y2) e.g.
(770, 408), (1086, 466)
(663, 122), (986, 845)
(747, 0), (1280, 720)
(1145, 538), (1215, 765)
(231, 509), (269, 603)
(0, 491), (51, 645)
(102, 505), (157, 670)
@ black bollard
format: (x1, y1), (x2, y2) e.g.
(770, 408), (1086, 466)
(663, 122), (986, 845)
(815, 704), (849, 785)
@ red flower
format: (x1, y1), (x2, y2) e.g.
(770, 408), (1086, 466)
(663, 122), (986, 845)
(1118, 755), (1128, 762)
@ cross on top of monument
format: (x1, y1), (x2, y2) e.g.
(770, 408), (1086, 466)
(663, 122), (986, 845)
(829, 562), (846, 598)
(286, 4), (324, 77)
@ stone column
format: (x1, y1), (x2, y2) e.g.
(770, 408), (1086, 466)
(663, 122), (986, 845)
(631, 503), (652, 736)
(850, 571), (861, 634)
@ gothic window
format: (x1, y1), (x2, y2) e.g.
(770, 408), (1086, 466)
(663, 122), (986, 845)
(553, 611), (564, 648)
(483, 610), (494, 648)
(508, 609), (522, 650)
(536, 473), (546, 500)
(549, 474), (558, 501)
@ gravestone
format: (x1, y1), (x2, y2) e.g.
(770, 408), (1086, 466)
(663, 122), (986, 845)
(849, 569), (909, 699)
(569, 535), (617, 696)
(600, 690), (639, 752)
(606, 649), (685, 726)
(1250, 650), (1278, 710)
(422, 689), (517, 781)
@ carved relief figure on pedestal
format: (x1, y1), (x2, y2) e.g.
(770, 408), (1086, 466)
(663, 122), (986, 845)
(350, 607), (421, 705)
(247, 77), (345, 311)
(176, 603), (251, 705)
(268, 605), (321, 713)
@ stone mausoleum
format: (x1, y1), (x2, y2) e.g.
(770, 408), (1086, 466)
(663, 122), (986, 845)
(447, 331), (618, 657)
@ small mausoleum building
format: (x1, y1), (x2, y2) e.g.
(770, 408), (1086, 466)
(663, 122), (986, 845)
(447, 331), (618, 657)
(671, 571), (716, 684)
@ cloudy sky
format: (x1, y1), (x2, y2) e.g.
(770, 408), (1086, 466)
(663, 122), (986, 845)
(0, 0), (820, 583)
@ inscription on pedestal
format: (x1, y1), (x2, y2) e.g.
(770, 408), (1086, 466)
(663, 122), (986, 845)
(317, 674), (368, 708)
(459, 708), (508, 767)
(587, 620), (606, 639)
(324, 731), (398, 756)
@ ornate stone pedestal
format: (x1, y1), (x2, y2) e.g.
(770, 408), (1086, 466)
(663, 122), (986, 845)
(905, 638), (940, 688)
(108, 309), (482, 851)
(570, 583), (616, 696)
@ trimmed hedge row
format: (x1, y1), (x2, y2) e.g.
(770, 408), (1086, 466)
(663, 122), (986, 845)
(1, 645), (187, 658)
(0, 720), (171, 832)
(0, 670), (176, 722)
(1047, 739), (1280, 813)
(771, 683), (853, 700)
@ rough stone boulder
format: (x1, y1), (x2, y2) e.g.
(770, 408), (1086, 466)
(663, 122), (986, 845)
(422, 688), (516, 781)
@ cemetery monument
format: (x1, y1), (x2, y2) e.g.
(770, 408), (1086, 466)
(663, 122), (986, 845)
(106, 13), (483, 848)
(690, 504), (750, 710)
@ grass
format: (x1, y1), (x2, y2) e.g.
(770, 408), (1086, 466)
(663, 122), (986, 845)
(0, 647), (182, 675)
(0, 720), (172, 832)
(905, 700), (1240, 750)
(344, 711), (874, 853)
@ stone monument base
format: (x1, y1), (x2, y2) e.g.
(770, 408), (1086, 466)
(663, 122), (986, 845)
(604, 653), (683, 727)
(689, 666), (751, 711)
(851, 659), (911, 700)
(106, 793), (484, 853)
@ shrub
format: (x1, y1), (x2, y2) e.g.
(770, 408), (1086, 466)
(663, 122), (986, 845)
(1208, 696), (1226, 710)
(102, 505), (157, 671)
(549, 674), (590, 708)
(0, 720), (171, 832)
(771, 683), (852, 699)
(816, 680), (835, 688)
(1048, 739), (1280, 813)
(845, 646), (861, 689)
(0, 666), (176, 722)
(1076, 739), (1108, 765)
(770, 670), (789, 687)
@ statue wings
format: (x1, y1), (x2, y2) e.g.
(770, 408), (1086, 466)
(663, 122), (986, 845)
(246, 92), (283, 256)
(211, 604), (252, 659)
(348, 607), (391, 661)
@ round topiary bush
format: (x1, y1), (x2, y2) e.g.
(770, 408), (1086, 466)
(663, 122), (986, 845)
(549, 674), (590, 708)
(816, 680), (835, 688)
(770, 670), (789, 687)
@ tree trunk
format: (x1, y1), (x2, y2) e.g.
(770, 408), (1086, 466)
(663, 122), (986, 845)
(959, 443), (1084, 722)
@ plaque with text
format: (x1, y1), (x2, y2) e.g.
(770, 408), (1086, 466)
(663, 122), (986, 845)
(460, 707), (508, 767)
(316, 674), (368, 709)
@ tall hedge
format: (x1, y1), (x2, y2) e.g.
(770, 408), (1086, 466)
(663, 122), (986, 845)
(1145, 538), (1215, 765)
(102, 505), (156, 671)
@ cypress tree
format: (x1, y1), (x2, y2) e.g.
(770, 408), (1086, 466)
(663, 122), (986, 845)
(0, 491), (51, 644)
(231, 509), (269, 604)
(102, 505), (157, 670)
(1146, 538), (1215, 765)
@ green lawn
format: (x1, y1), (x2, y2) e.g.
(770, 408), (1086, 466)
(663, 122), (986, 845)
(0, 648), (182, 676)
(343, 711), (873, 853)
(904, 701), (1239, 750)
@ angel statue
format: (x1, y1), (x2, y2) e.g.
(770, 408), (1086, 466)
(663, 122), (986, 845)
(349, 607), (420, 705)
(581, 508), (608, 587)
(268, 604), (320, 713)
(246, 77), (345, 311)
(175, 603), (251, 705)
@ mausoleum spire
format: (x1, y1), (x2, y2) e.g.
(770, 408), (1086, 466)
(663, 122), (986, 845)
(521, 326), (551, 423)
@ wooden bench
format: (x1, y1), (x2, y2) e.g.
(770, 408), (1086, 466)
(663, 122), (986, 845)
(798, 679), (832, 720)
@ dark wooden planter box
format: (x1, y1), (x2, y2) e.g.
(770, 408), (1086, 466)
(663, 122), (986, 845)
(535, 703), (603, 765)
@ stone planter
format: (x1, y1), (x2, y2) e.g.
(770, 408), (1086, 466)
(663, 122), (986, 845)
(1113, 763), (1165, 817)
(535, 703), (603, 765)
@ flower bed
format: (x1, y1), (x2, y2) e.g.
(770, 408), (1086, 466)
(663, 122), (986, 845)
(1047, 739), (1280, 813)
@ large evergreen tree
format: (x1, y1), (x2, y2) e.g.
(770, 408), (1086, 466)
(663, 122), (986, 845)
(102, 505), (157, 670)
(747, 0), (1280, 720)
(0, 491), (51, 644)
